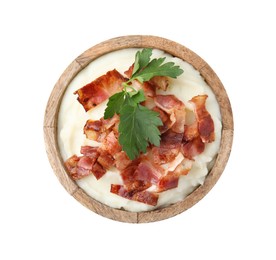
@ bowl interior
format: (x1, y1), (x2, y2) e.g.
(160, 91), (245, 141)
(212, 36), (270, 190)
(44, 35), (233, 223)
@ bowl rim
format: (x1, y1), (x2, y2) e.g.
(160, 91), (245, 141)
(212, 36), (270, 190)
(44, 35), (234, 223)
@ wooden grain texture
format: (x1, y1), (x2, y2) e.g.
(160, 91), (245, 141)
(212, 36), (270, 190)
(44, 35), (234, 223)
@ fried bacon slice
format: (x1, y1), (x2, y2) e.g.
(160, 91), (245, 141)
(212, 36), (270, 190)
(149, 76), (169, 91)
(158, 158), (193, 192)
(97, 151), (114, 169)
(84, 114), (119, 142)
(182, 136), (205, 160)
(91, 162), (106, 180)
(74, 69), (126, 111)
(110, 184), (159, 206)
(64, 155), (81, 180)
(190, 95), (215, 143)
(124, 64), (134, 78)
(100, 131), (121, 156)
(64, 146), (105, 180)
(152, 106), (173, 133)
(83, 120), (103, 141)
(154, 95), (186, 133)
(131, 80), (156, 97)
(152, 129), (183, 164)
(134, 159), (165, 185)
(183, 121), (199, 141)
(119, 157), (164, 192)
(114, 151), (132, 171)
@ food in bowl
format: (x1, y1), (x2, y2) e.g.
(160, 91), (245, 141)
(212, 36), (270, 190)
(58, 47), (222, 212)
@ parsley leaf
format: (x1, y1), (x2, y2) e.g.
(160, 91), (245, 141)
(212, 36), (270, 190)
(119, 104), (163, 160)
(131, 49), (184, 83)
(132, 48), (152, 75)
(104, 91), (125, 119)
(129, 89), (146, 103)
(104, 90), (146, 119)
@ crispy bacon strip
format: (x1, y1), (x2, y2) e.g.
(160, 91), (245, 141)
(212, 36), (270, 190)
(83, 120), (103, 141)
(74, 69), (126, 111)
(64, 155), (80, 180)
(124, 64), (134, 78)
(149, 76), (169, 91)
(190, 95), (215, 143)
(183, 121), (199, 141)
(91, 162), (106, 179)
(134, 159), (165, 185)
(154, 95), (186, 133)
(110, 184), (159, 206)
(152, 129), (183, 164)
(64, 153), (99, 180)
(120, 158), (150, 191)
(182, 136), (205, 160)
(152, 106), (173, 133)
(131, 80), (156, 97)
(97, 151), (114, 169)
(64, 146), (109, 180)
(100, 131), (121, 156)
(84, 115), (119, 142)
(158, 159), (193, 192)
(114, 151), (132, 171)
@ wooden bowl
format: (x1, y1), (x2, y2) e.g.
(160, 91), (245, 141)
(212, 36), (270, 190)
(44, 35), (233, 223)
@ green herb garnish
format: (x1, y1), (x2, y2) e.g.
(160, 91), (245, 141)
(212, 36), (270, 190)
(104, 48), (183, 160)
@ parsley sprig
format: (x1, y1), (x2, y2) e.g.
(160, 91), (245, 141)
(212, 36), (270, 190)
(104, 48), (183, 160)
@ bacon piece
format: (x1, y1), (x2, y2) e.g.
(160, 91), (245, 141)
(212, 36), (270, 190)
(124, 64), (134, 78)
(83, 120), (102, 141)
(101, 131), (121, 156)
(190, 95), (215, 143)
(120, 159), (146, 190)
(131, 80), (156, 97)
(183, 121), (199, 141)
(134, 159), (164, 185)
(152, 130), (183, 164)
(154, 95), (186, 133)
(110, 184), (158, 206)
(80, 145), (99, 157)
(64, 155), (96, 180)
(149, 76), (169, 91)
(158, 175), (179, 192)
(101, 114), (120, 131)
(64, 155), (80, 180)
(97, 151), (114, 169)
(154, 95), (183, 113)
(142, 97), (156, 110)
(152, 107), (169, 123)
(92, 162), (106, 179)
(182, 136), (205, 160)
(114, 151), (132, 171)
(173, 108), (186, 133)
(158, 159), (193, 192)
(64, 146), (108, 180)
(77, 156), (94, 175)
(84, 114), (119, 142)
(74, 69), (126, 111)
(152, 106), (172, 133)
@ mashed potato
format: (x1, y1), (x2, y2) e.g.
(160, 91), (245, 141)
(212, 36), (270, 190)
(58, 49), (222, 212)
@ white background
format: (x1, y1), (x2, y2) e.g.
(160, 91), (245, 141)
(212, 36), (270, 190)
(1, 0), (275, 259)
